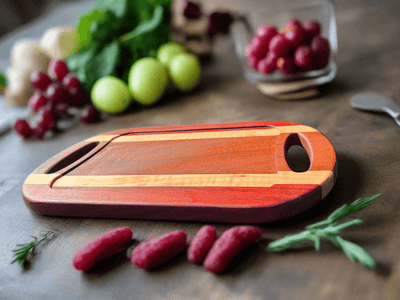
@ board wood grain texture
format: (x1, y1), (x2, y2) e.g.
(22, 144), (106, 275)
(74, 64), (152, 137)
(22, 121), (337, 223)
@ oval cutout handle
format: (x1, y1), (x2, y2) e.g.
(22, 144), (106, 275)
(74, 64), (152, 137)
(275, 131), (337, 198)
(46, 142), (100, 174)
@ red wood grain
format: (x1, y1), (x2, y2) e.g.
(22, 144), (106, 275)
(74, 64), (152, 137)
(22, 121), (337, 223)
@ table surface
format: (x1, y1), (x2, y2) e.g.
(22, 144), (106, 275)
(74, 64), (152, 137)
(1, 1), (400, 299)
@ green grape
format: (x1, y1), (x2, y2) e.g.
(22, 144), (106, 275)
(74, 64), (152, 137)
(168, 53), (201, 91)
(91, 76), (131, 114)
(128, 57), (168, 105)
(157, 42), (185, 67)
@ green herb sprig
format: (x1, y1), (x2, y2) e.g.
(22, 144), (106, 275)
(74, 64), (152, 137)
(268, 194), (381, 269)
(11, 230), (55, 266)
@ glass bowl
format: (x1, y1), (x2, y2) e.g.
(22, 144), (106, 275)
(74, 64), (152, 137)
(231, 0), (337, 99)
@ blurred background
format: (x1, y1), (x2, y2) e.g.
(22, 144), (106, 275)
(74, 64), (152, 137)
(0, 0), (82, 38)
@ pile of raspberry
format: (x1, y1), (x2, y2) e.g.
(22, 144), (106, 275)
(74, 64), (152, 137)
(245, 19), (331, 75)
(14, 59), (100, 139)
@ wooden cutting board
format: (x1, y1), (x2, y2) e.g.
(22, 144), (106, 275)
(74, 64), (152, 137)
(22, 121), (337, 223)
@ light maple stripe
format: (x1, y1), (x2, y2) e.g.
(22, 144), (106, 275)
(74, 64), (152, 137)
(48, 171), (333, 188)
(83, 126), (317, 143)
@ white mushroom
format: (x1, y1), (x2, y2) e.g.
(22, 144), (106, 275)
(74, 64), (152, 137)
(5, 39), (51, 106)
(40, 26), (81, 59)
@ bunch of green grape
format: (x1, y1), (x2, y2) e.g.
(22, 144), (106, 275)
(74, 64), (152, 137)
(91, 42), (202, 113)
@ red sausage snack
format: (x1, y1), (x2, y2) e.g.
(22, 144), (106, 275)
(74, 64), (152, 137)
(131, 230), (187, 270)
(203, 226), (263, 274)
(72, 227), (133, 271)
(187, 225), (217, 264)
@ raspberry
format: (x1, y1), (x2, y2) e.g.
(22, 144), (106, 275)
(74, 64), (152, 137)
(257, 52), (277, 74)
(28, 92), (48, 113)
(303, 21), (321, 37)
(80, 105), (100, 124)
(48, 59), (69, 81)
(14, 119), (33, 139)
(183, 1), (202, 19)
(276, 57), (295, 74)
(294, 45), (313, 68)
(203, 226), (263, 274)
(30, 71), (52, 92)
(72, 227), (133, 271)
(187, 226), (217, 264)
(269, 34), (291, 57)
(284, 27), (307, 48)
(131, 230), (187, 270)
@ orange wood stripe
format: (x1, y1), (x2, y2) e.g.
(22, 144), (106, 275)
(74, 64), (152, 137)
(113, 128), (281, 142)
(276, 125), (318, 133)
(85, 135), (119, 142)
(83, 126), (317, 143)
(51, 171), (333, 188)
(24, 174), (59, 185)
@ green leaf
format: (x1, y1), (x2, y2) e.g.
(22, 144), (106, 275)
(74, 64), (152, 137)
(77, 8), (109, 49)
(0, 71), (7, 92)
(81, 41), (121, 94)
(96, 0), (128, 18)
(120, 6), (164, 43)
(327, 194), (381, 224)
(335, 237), (376, 269)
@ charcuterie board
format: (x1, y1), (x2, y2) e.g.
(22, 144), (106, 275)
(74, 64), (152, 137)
(22, 121), (337, 223)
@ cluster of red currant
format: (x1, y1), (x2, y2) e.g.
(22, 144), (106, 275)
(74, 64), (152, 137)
(14, 59), (100, 139)
(245, 19), (331, 75)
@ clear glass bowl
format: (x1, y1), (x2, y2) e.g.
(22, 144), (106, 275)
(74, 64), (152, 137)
(231, 0), (337, 99)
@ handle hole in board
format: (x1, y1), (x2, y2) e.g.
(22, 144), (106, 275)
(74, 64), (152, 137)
(46, 142), (99, 174)
(285, 133), (311, 173)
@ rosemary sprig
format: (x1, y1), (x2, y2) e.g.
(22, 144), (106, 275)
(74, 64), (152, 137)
(268, 194), (381, 269)
(11, 230), (55, 265)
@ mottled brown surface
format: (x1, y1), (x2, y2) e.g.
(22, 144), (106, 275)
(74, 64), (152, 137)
(1, 1), (400, 299)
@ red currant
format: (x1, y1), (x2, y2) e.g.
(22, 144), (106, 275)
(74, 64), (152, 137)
(303, 21), (321, 37)
(311, 36), (330, 57)
(248, 56), (260, 69)
(256, 25), (278, 50)
(284, 27), (307, 48)
(45, 82), (67, 103)
(294, 45), (313, 68)
(286, 18), (302, 30)
(48, 59), (69, 81)
(14, 119), (33, 139)
(38, 111), (57, 132)
(207, 12), (233, 35)
(183, 1), (202, 19)
(257, 53), (277, 74)
(276, 57), (295, 74)
(28, 92), (48, 113)
(30, 71), (52, 92)
(80, 105), (101, 124)
(269, 35), (291, 57)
